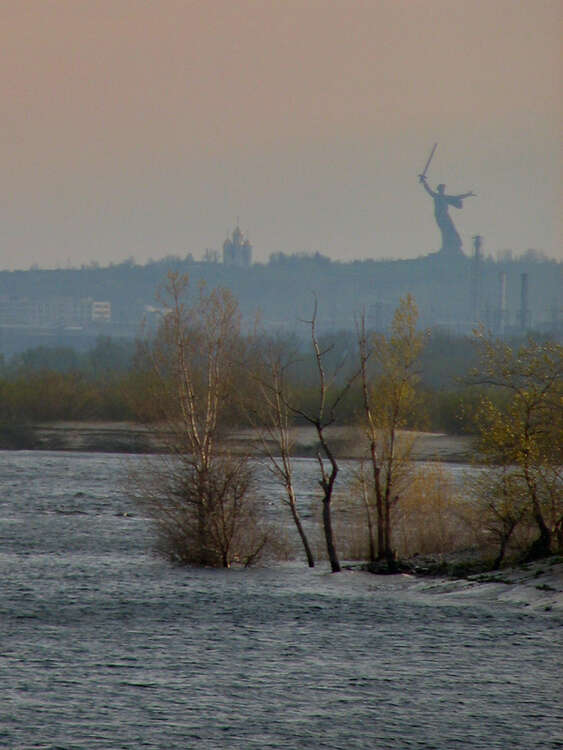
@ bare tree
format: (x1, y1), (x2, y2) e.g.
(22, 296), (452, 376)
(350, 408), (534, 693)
(251, 339), (315, 567)
(136, 272), (270, 567)
(291, 300), (357, 573)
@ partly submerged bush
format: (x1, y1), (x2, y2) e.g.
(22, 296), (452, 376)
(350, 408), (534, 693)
(136, 454), (272, 568)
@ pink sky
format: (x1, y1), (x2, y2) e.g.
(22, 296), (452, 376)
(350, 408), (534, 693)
(1, 0), (561, 268)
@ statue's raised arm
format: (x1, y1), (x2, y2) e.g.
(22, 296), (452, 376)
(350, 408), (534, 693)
(419, 174), (436, 197)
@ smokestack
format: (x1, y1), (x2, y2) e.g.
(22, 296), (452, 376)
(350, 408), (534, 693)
(498, 271), (507, 334)
(470, 235), (483, 323)
(519, 273), (530, 331)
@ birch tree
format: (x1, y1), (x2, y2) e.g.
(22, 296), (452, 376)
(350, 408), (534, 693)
(137, 272), (270, 567)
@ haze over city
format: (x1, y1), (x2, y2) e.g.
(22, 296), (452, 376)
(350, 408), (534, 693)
(2, 0), (561, 270)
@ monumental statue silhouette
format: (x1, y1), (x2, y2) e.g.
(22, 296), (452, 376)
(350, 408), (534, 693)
(418, 144), (476, 256)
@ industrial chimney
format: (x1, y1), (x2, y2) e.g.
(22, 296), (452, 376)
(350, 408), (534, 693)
(470, 235), (483, 323)
(519, 273), (530, 331)
(498, 271), (507, 334)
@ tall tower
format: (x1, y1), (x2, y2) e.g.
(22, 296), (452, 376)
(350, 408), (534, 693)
(497, 271), (508, 335)
(470, 235), (483, 323)
(518, 273), (530, 332)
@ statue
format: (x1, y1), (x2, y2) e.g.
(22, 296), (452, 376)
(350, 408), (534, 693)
(418, 144), (476, 256)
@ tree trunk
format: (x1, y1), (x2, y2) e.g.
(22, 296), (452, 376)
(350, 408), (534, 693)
(523, 515), (552, 562)
(322, 497), (341, 573)
(492, 535), (509, 570)
(382, 482), (395, 566)
(371, 446), (385, 560)
(289, 500), (315, 567)
(384, 494), (391, 561)
(361, 485), (376, 563)
(523, 479), (552, 561)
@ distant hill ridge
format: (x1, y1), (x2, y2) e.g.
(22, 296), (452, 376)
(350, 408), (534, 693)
(0, 251), (560, 355)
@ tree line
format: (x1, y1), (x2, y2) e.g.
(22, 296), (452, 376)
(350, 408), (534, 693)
(0, 326), (533, 434)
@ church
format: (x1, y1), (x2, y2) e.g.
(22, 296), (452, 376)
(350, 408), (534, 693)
(222, 226), (252, 268)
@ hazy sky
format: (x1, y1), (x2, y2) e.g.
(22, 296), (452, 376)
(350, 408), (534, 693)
(1, 0), (561, 269)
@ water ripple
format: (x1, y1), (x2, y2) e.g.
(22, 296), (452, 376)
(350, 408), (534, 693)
(0, 451), (561, 749)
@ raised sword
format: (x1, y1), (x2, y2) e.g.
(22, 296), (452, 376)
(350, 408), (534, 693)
(419, 142), (437, 181)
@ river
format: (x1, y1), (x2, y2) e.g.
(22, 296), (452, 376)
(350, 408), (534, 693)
(1, 451), (561, 749)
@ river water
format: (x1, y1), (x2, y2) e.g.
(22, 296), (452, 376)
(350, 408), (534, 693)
(1, 451), (561, 749)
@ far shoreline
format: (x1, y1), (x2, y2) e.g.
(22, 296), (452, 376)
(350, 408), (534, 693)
(0, 421), (476, 461)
